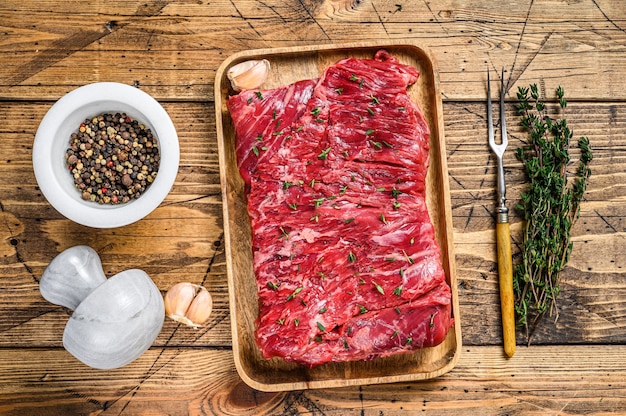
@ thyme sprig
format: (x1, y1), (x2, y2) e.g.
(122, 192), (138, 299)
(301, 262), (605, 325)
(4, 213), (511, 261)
(513, 84), (592, 343)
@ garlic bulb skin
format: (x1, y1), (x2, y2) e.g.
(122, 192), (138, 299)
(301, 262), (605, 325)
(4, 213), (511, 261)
(227, 59), (270, 91)
(39, 245), (107, 310)
(164, 282), (213, 328)
(63, 269), (164, 370)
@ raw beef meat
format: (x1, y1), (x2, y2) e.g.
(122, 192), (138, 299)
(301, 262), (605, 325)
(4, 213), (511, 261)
(227, 50), (453, 367)
(228, 78), (317, 187)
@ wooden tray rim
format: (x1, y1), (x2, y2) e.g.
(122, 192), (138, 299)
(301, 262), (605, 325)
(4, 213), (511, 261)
(215, 40), (462, 392)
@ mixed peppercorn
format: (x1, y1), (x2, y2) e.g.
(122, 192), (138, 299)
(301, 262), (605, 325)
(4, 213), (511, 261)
(65, 112), (160, 205)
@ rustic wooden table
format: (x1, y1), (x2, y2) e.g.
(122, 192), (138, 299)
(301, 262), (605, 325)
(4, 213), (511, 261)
(2, 1), (625, 414)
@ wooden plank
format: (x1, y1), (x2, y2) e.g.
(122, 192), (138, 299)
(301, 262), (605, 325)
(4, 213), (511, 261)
(1, 0), (624, 413)
(0, 1), (625, 100)
(446, 99), (626, 346)
(0, 99), (625, 350)
(0, 345), (624, 414)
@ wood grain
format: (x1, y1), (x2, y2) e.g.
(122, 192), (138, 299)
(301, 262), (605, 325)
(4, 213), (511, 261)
(2, 0), (626, 413)
(1, 346), (625, 415)
(446, 99), (626, 347)
(2, 100), (624, 348)
(1, 1), (626, 100)
(496, 221), (515, 358)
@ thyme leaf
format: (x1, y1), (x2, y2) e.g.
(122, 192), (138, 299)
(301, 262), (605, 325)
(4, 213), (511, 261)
(514, 84), (592, 344)
(286, 286), (303, 301)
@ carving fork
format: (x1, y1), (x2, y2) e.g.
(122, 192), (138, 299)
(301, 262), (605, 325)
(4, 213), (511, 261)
(487, 69), (515, 358)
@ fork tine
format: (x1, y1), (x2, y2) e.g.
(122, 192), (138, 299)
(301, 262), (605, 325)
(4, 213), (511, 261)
(500, 68), (508, 147)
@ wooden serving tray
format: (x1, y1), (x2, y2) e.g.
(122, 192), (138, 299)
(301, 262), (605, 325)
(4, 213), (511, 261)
(215, 41), (461, 392)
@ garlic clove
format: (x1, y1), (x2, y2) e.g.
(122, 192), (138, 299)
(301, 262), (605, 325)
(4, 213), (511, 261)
(185, 288), (213, 327)
(62, 269), (164, 370)
(227, 59), (270, 91)
(39, 245), (107, 310)
(164, 282), (196, 317)
(164, 282), (213, 328)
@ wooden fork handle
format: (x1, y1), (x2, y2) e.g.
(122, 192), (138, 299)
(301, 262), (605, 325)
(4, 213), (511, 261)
(497, 221), (516, 357)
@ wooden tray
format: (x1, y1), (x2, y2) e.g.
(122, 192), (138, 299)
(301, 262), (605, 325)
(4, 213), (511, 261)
(215, 41), (461, 392)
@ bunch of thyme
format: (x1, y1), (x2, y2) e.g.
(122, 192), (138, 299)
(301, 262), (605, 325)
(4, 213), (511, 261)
(513, 84), (592, 343)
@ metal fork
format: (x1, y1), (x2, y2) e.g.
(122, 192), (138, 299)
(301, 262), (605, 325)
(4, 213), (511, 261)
(487, 68), (516, 358)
